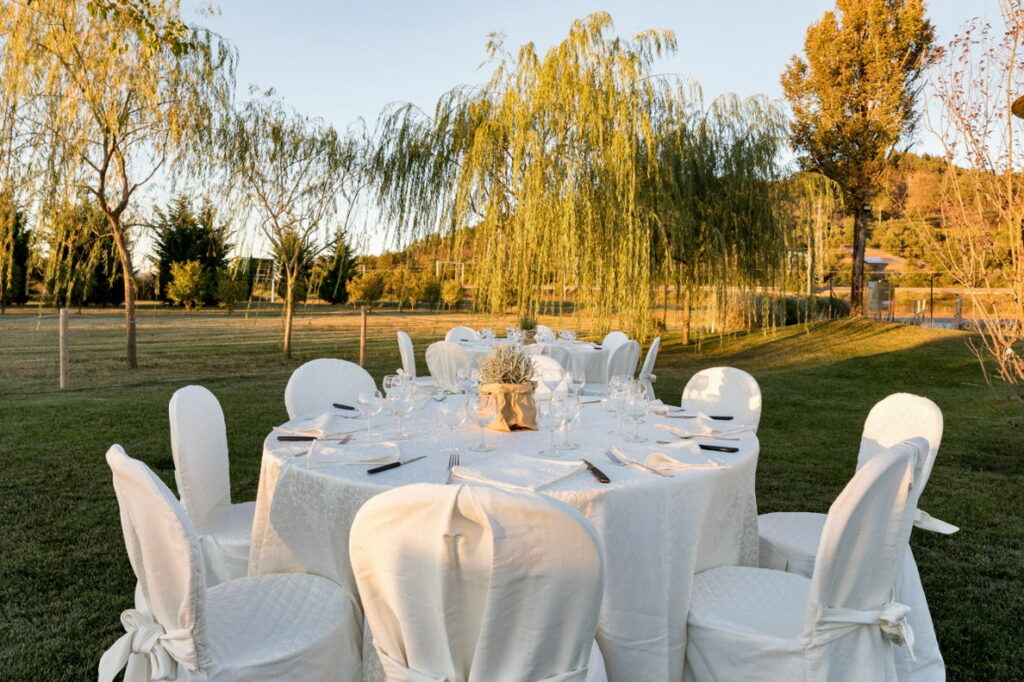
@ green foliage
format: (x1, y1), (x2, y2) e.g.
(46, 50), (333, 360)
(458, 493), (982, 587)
(517, 315), (537, 331)
(215, 268), (248, 313)
(441, 279), (464, 310)
(383, 264), (419, 310)
(166, 260), (206, 310)
(419, 275), (443, 309)
(152, 195), (231, 304)
(42, 202), (125, 307)
(0, 204), (31, 307)
(348, 272), (385, 306)
(316, 231), (357, 304)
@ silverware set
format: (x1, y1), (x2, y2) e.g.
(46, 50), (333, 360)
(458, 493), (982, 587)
(604, 448), (673, 478)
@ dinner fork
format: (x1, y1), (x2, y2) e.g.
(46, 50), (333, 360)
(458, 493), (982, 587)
(604, 449), (673, 478)
(445, 450), (460, 484)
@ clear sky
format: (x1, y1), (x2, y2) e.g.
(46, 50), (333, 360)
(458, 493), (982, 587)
(186, 1), (1001, 255)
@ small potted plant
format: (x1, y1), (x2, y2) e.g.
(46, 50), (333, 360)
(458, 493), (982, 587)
(477, 345), (537, 431)
(518, 314), (538, 344)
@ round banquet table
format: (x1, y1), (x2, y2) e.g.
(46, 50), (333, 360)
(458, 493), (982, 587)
(460, 339), (609, 384)
(249, 402), (760, 682)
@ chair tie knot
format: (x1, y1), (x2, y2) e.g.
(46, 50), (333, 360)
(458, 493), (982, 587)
(878, 602), (915, 652)
(99, 609), (184, 682)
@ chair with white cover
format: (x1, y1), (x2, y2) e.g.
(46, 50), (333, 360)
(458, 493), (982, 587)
(685, 443), (919, 682)
(681, 366), (762, 429)
(535, 323), (556, 342)
(445, 325), (480, 343)
(284, 358), (376, 419)
(396, 331), (435, 388)
(581, 340), (640, 396)
(101, 445), (360, 682)
(601, 331), (628, 349)
(350, 483), (607, 682)
(542, 342), (572, 370)
(425, 341), (473, 393)
(169, 385), (255, 586)
(636, 337), (661, 399)
(758, 394), (950, 681)
(531, 353), (567, 397)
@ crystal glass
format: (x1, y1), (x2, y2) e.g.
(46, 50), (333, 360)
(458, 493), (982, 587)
(480, 328), (495, 340)
(466, 393), (497, 452)
(623, 392), (650, 443)
(557, 330), (571, 342)
(608, 374), (633, 394)
(357, 389), (384, 439)
(541, 368), (563, 397)
(568, 370), (586, 396)
(436, 398), (466, 456)
(456, 367), (479, 394)
(553, 393), (581, 449)
(385, 386), (415, 439)
(382, 374), (401, 396)
(535, 399), (563, 455)
(505, 326), (517, 339)
(603, 389), (627, 435)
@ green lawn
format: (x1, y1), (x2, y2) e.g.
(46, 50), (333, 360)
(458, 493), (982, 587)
(1, 307), (1020, 680)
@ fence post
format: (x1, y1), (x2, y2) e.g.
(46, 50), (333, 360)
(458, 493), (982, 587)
(59, 307), (69, 389)
(359, 305), (368, 367)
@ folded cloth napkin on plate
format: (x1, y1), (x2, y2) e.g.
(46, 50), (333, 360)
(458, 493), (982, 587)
(306, 441), (401, 469)
(642, 442), (730, 472)
(452, 452), (586, 492)
(655, 417), (752, 438)
(275, 413), (369, 438)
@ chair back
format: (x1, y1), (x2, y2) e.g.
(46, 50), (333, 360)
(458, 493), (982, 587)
(605, 339), (640, 382)
(426, 341), (473, 392)
(637, 337), (661, 397)
(106, 445), (211, 672)
(858, 393), (943, 493)
(531, 354), (566, 396)
(601, 331), (628, 349)
(445, 326), (480, 343)
(169, 386), (231, 533)
(806, 442), (917, 635)
(284, 358), (377, 419)
(682, 367), (762, 428)
(397, 331), (418, 378)
(541, 343), (572, 370)
(351, 484), (603, 682)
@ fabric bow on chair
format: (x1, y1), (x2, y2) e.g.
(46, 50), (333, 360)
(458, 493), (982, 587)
(818, 600), (916, 658)
(98, 609), (194, 682)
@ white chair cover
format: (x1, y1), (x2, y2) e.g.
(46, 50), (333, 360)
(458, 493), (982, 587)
(350, 483), (605, 682)
(681, 366), (762, 429)
(536, 323), (555, 338)
(601, 331), (628, 349)
(425, 341), (474, 393)
(532, 354), (567, 397)
(605, 339), (640, 381)
(397, 331), (418, 377)
(637, 337), (661, 399)
(101, 445), (361, 682)
(284, 358), (377, 419)
(445, 326), (479, 343)
(758, 393), (950, 681)
(169, 386), (255, 586)
(686, 444), (918, 682)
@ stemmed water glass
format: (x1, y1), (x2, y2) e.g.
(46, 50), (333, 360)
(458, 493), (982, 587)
(602, 387), (627, 435)
(466, 393), (497, 452)
(382, 374), (401, 396)
(553, 393), (581, 450)
(436, 398), (466, 457)
(623, 391), (650, 443)
(480, 328), (495, 341)
(357, 389), (384, 439)
(541, 368), (563, 398)
(457, 367), (480, 395)
(568, 370), (586, 396)
(385, 385), (416, 439)
(536, 399), (563, 456)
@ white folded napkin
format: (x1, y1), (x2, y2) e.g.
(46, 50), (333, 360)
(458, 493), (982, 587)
(306, 441), (401, 469)
(642, 441), (730, 472)
(452, 452), (587, 492)
(655, 416), (752, 438)
(275, 413), (369, 438)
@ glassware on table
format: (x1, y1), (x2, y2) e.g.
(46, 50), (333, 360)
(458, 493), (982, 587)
(623, 392), (650, 443)
(553, 393), (581, 450)
(541, 368), (564, 398)
(505, 326), (518, 339)
(602, 388), (627, 435)
(557, 330), (572, 342)
(608, 374), (633, 395)
(357, 389), (384, 439)
(480, 328), (495, 341)
(384, 385), (416, 439)
(456, 367), (479, 395)
(382, 374), (401, 396)
(436, 398), (466, 456)
(535, 398), (563, 456)
(465, 393), (497, 452)
(568, 370), (586, 396)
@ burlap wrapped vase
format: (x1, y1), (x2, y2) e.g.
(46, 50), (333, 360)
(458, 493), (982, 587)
(479, 381), (538, 431)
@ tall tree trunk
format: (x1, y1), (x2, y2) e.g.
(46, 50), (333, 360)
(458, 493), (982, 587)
(108, 217), (138, 368)
(806, 208), (816, 297)
(682, 287), (692, 346)
(850, 208), (869, 317)
(283, 273), (294, 358)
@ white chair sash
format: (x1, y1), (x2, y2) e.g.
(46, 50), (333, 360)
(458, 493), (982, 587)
(914, 508), (958, 534)
(98, 609), (195, 682)
(817, 601), (916, 657)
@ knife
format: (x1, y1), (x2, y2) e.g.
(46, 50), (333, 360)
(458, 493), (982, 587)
(333, 402), (356, 410)
(277, 434), (353, 443)
(581, 459), (611, 484)
(367, 455), (426, 475)
(699, 444), (739, 453)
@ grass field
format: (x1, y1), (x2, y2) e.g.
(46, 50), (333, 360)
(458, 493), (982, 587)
(1, 305), (1021, 680)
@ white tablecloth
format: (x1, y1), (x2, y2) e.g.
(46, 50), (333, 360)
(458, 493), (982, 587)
(461, 340), (609, 384)
(250, 404), (760, 682)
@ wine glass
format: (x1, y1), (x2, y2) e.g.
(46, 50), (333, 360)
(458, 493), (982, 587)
(480, 328), (495, 341)
(558, 330), (571, 342)
(553, 393), (581, 450)
(357, 389), (384, 439)
(436, 398), (466, 457)
(541, 368), (563, 398)
(623, 392), (650, 443)
(603, 388), (627, 435)
(535, 399), (563, 456)
(608, 374), (633, 395)
(385, 385), (415, 439)
(465, 393), (497, 452)
(568, 370), (586, 396)
(456, 367), (479, 394)
(382, 374), (401, 396)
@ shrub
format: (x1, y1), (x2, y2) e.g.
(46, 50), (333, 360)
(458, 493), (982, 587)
(216, 268), (248, 313)
(349, 272), (385, 306)
(441, 280), (464, 310)
(167, 260), (206, 311)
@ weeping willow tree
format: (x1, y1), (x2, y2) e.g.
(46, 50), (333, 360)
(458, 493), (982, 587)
(781, 172), (844, 296)
(368, 12), (787, 339)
